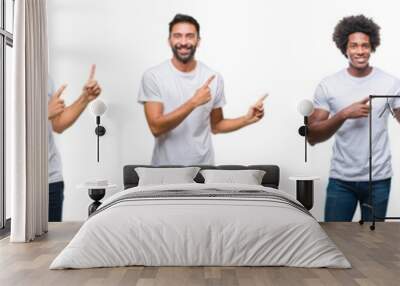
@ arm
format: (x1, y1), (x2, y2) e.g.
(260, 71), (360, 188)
(308, 97), (370, 145)
(144, 76), (215, 137)
(210, 108), (248, 134)
(51, 65), (102, 133)
(307, 109), (343, 145)
(210, 96), (265, 134)
(144, 100), (197, 137)
(51, 96), (93, 133)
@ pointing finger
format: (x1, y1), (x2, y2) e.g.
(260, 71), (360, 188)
(53, 84), (67, 98)
(359, 97), (370, 104)
(88, 64), (96, 81)
(202, 75), (216, 88)
(256, 94), (268, 104)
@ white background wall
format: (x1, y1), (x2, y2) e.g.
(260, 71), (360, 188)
(47, 0), (400, 221)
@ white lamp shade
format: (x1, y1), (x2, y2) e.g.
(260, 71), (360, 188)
(297, 99), (314, 116)
(90, 99), (107, 116)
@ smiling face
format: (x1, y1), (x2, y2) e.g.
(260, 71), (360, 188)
(169, 22), (200, 64)
(346, 32), (372, 70)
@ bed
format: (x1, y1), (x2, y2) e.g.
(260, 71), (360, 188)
(50, 165), (350, 269)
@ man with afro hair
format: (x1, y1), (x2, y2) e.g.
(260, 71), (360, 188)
(308, 15), (400, 222)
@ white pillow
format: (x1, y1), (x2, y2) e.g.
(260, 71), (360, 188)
(200, 169), (266, 185)
(135, 167), (200, 186)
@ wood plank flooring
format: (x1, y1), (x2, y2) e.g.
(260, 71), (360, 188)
(0, 222), (399, 286)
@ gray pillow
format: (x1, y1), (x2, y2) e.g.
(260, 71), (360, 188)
(200, 169), (266, 185)
(135, 167), (201, 186)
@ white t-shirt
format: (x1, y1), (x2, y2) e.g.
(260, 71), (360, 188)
(48, 79), (63, 183)
(138, 60), (226, 165)
(313, 67), (400, 181)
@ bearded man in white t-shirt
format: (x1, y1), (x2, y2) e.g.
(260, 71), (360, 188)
(308, 15), (400, 222)
(138, 14), (265, 166)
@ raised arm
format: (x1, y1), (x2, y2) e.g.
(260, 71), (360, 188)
(308, 97), (370, 145)
(210, 95), (265, 134)
(144, 76), (215, 137)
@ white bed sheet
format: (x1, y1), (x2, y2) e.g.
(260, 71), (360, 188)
(50, 183), (351, 269)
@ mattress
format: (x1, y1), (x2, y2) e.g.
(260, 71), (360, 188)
(50, 183), (351, 269)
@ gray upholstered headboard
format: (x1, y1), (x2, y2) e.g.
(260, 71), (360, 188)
(123, 165), (280, 189)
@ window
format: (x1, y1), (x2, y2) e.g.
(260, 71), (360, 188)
(0, 0), (14, 235)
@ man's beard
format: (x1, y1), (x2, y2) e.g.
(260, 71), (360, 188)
(171, 44), (197, 64)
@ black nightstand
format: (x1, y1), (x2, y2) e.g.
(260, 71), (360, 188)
(289, 176), (320, 210)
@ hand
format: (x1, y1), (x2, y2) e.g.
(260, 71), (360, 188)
(394, 108), (400, 123)
(190, 75), (215, 108)
(244, 95), (265, 124)
(48, 84), (67, 120)
(342, 97), (370, 119)
(81, 64), (102, 104)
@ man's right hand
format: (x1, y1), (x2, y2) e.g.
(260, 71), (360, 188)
(190, 75), (215, 108)
(48, 84), (67, 120)
(81, 64), (102, 104)
(341, 97), (370, 119)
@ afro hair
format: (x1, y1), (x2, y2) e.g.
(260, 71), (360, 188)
(333, 15), (381, 57)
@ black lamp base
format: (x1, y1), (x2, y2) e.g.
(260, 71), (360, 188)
(88, 188), (106, 216)
(95, 126), (106, 136)
(298, 126), (306, 136)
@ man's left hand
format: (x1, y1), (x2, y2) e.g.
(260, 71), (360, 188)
(244, 96), (265, 124)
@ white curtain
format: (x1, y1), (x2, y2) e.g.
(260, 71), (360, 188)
(10, 0), (48, 242)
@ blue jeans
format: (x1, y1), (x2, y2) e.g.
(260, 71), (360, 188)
(49, 181), (64, 222)
(325, 178), (391, 222)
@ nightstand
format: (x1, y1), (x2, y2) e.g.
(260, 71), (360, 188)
(77, 183), (117, 216)
(289, 176), (320, 210)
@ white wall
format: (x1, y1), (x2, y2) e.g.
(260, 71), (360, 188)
(47, 0), (400, 221)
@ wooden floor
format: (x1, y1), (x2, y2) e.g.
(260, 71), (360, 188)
(1, 222), (399, 286)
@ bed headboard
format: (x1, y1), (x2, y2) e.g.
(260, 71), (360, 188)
(123, 165), (280, 189)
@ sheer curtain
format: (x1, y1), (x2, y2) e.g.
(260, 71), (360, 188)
(10, 0), (48, 242)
